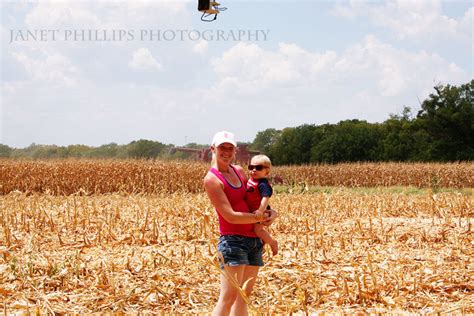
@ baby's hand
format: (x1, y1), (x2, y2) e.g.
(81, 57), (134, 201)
(261, 209), (277, 225)
(253, 210), (266, 221)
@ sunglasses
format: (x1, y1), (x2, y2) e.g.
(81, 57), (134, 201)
(248, 164), (268, 171)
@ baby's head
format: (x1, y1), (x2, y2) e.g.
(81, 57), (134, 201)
(248, 154), (272, 180)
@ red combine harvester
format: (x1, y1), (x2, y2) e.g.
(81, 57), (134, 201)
(170, 144), (260, 163)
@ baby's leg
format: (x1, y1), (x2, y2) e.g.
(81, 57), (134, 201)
(254, 224), (278, 256)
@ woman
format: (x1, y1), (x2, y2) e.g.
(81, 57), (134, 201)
(203, 131), (277, 316)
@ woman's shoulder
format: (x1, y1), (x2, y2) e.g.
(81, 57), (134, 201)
(204, 169), (223, 188)
(204, 169), (217, 182)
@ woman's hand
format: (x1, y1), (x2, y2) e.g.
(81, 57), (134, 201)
(262, 209), (278, 226)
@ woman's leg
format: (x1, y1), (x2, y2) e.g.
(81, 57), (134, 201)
(212, 265), (245, 316)
(230, 265), (260, 316)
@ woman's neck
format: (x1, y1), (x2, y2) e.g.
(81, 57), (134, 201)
(215, 161), (231, 173)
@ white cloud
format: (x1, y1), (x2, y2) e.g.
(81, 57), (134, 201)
(193, 40), (208, 55)
(332, 0), (471, 41)
(210, 36), (469, 125)
(25, 2), (101, 29)
(10, 50), (78, 86)
(373, 1), (459, 40)
(24, 1), (189, 29)
(2, 35), (470, 148)
(2, 1), (194, 88)
(332, 35), (467, 96)
(220, 36), (466, 94)
(211, 42), (337, 92)
(128, 48), (162, 71)
(331, 0), (369, 19)
(460, 6), (474, 35)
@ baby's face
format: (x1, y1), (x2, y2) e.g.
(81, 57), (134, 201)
(248, 159), (270, 180)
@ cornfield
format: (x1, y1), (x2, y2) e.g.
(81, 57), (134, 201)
(0, 160), (472, 195)
(0, 160), (473, 313)
(272, 162), (473, 188)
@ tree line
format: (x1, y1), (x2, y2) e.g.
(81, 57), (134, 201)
(0, 140), (207, 160)
(251, 80), (473, 164)
(1, 80), (472, 163)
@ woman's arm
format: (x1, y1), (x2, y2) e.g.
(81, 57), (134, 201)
(204, 172), (265, 224)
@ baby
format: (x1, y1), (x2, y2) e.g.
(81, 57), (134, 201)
(245, 155), (278, 256)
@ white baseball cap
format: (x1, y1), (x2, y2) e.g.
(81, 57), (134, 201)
(212, 131), (236, 147)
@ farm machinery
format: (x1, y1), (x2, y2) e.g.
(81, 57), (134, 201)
(170, 144), (260, 163)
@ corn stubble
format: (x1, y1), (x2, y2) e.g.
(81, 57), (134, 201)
(0, 160), (473, 314)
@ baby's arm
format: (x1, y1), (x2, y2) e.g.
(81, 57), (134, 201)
(254, 196), (270, 220)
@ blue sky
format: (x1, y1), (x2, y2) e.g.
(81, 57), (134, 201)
(1, 0), (472, 148)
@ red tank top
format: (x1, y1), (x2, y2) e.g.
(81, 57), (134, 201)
(210, 165), (257, 237)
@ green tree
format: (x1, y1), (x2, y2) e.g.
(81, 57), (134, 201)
(269, 127), (296, 165)
(127, 139), (166, 159)
(416, 80), (473, 160)
(65, 144), (93, 158)
(380, 107), (418, 161)
(380, 116), (431, 161)
(0, 144), (12, 157)
(251, 128), (281, 155)
(309, 124), (335, 163)
(91, 143), (119, 158)
(269, 125), (318, 164)
(311, 120), (382, 163)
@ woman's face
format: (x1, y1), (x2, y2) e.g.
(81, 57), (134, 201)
(214, 143), (236, 164)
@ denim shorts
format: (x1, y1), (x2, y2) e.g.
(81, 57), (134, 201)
(217, 235), (264, 268)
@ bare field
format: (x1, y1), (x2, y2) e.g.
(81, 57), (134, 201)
(1, 190), (472, 314)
